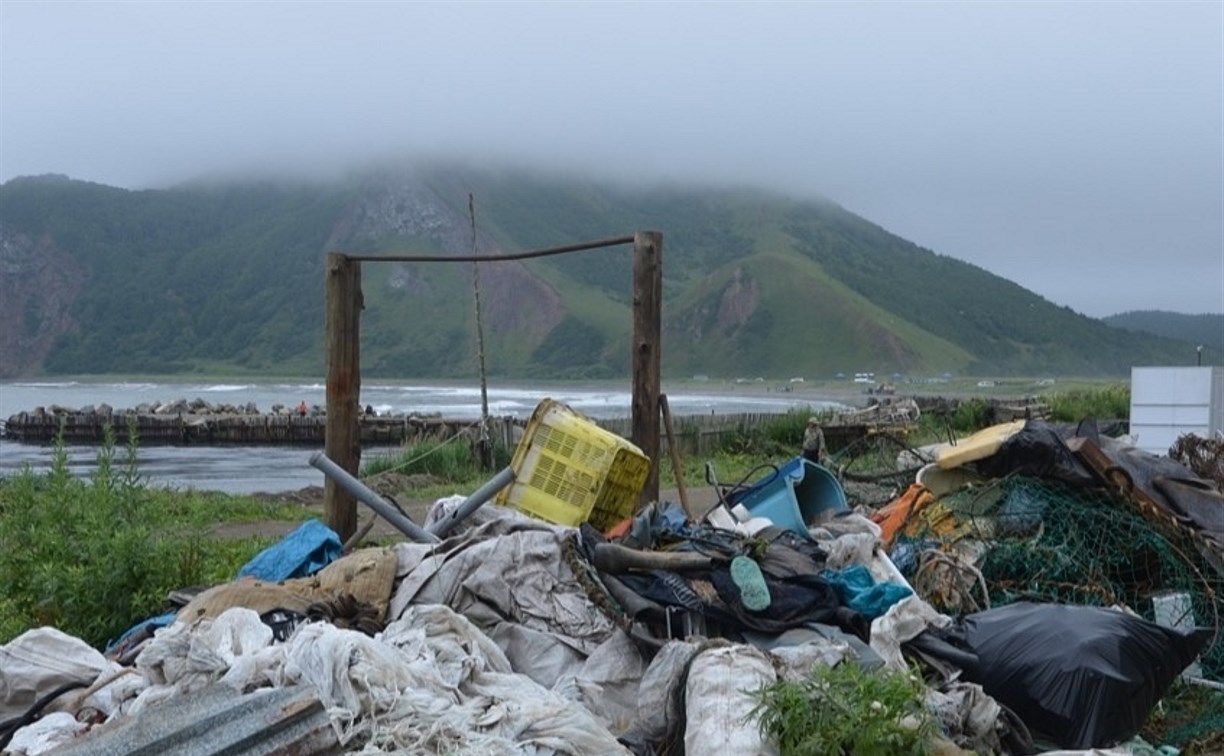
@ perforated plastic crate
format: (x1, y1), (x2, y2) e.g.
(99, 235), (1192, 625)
(496, 399), (650, 530)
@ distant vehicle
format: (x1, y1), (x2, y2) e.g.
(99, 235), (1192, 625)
(789, 377), (805, 383)
(854, 373), (875, 384)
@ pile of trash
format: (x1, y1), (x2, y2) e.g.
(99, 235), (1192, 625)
(2, 402), (1222, 755)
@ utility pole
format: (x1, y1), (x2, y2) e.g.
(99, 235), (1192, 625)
(470, 194), (493, 470)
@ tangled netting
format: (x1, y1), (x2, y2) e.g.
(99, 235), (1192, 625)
(901, 475), (1224, 681)
(1169, 435), (1224, 491)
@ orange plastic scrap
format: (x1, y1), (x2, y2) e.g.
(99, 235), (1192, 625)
(872, 483), (934, 549)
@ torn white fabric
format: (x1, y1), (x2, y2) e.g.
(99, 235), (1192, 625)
(5, 711), (88, 755)
(684, 645), (778, 755)
(551, 628), (643, 736)
(136, 607), (272, 688)
(870, 595), (952, 672)
(926, 681), (1006, 754)
(819, 531), (878, 569)
(769, 637), (855, 681)
(423, 493), (522, 536)
(0, 627), (110, 720)
(278, 605), (629, 754)
(73, 601), (627, 754)
(123, 608), (277, 717)
(627, 640), (701, 746)
(388, 516), (620, 688)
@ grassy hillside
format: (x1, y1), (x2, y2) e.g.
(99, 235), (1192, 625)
(0, 167), (1214, 380)
(1104, 311), (1224, 355)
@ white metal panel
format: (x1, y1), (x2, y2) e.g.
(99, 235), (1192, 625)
(1130, 426), (1179, 455)
(1212, 368), (1224, 439)
(1129, 366), (1223, 455)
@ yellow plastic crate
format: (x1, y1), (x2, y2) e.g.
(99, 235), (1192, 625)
(497, 399), (651, 530)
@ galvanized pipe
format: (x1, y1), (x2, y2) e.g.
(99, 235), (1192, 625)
(309, 451), (440, 544)
(427, 466), (516, 538)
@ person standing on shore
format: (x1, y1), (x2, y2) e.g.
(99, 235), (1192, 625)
(802, 417), (829, 466)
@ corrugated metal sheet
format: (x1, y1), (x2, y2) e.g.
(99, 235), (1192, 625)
(50, 684), (340, 756)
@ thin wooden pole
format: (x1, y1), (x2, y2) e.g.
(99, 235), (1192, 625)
(659, 394), (694, 521)
(324, 252), (362, 542)
(632, 231), (663, 508)
(469, 194), (493, 470)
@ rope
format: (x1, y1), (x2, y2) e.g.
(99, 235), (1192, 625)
(361, 418), (483, 479)
(913, 549), (991, 615)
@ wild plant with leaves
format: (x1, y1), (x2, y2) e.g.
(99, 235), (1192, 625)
(751, 660), (937, 756)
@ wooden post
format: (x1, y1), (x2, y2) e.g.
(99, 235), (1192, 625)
(324, 252), (362, 542)
(631, 231), (662, 508)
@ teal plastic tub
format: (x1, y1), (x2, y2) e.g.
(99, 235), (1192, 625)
(730, 457), (849, 537)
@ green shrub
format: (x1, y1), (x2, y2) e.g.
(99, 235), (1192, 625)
(0, 426), (302, 648)
(1047, 384), (1131, 423)
(950, 398), (990, 433)
(752, 661), (937, 756)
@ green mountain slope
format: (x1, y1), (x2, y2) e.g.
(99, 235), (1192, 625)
(0, 167), (1214, 380)
(1103, 311), (1224, 355)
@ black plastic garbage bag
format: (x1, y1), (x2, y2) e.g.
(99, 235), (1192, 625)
(972, 419), (1097, 487)
(910, 602), (1212, 749)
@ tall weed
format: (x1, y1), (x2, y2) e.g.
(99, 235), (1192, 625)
(362, 438), (511, 481)
(1048, 384), (1131, 423)
(0, 425), (300, 648)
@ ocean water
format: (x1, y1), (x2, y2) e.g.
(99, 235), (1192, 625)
(0, 379), (844, 494)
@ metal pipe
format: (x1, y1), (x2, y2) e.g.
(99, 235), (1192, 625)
(427, 466), (516, 538)
(309, 451), (440, 544)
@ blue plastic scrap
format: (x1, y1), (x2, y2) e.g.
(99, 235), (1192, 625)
(821, 564), (912, 620)
(106, 612), (176, 655)
(237, 519), (342, 581)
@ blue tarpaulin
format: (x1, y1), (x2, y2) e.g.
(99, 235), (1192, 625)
(237, 519), (342, 581)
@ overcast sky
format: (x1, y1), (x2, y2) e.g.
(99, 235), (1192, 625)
(2, 1), (1220, 318)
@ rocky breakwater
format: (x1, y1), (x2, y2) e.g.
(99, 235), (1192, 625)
(3, 397), (519, 448)
(3, 397), (323, 445)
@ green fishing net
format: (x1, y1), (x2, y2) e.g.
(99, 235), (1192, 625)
(911, 475), (1223, 681)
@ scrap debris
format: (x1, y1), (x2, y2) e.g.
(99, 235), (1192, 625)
(2, 401), (1222, 755)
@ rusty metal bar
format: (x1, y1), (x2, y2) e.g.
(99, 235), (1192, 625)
(342, 234), (635, 263)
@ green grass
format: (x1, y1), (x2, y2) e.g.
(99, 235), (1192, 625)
(0, 424), (309, 648)
(1047, 383), (1131, 422)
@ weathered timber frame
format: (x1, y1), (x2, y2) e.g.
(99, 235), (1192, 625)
(323, 231), (663, 541)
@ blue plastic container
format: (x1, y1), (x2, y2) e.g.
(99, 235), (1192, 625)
(730, 457), (848, 537)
